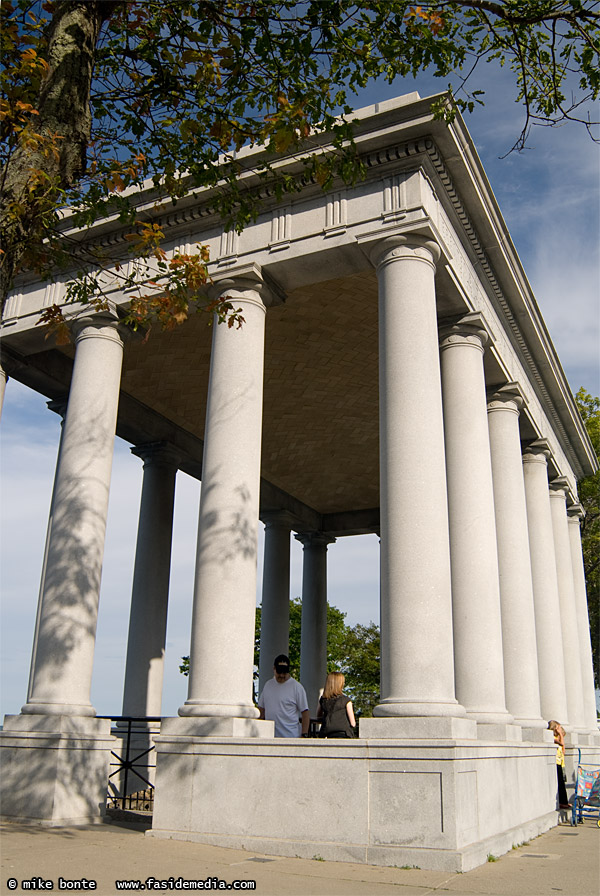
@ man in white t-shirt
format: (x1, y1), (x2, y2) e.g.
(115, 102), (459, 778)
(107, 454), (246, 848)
(258, 654), (310, 738)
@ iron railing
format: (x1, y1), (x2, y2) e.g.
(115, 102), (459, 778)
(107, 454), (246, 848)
(98, 715), (161, 812)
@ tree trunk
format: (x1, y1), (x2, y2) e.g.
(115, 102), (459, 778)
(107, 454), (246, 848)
(0, 1), (117, 308)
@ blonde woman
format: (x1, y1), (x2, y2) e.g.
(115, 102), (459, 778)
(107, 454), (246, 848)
(317, 672), (356, 738)
(548, 720), (569, 809)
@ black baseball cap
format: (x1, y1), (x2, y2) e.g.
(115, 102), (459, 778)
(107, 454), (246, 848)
(274, 654), (290, 672)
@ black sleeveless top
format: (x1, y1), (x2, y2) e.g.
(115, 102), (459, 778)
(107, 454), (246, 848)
(318, 694), (354, 738)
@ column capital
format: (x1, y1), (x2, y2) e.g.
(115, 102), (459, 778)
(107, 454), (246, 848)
(439, 312), (493, 351)
(486, 381), (526, 412)
(260, 510), (297, 530)
(70, 310), (126, 348)
(549, 476), (570, 498)
(361, 232), (441, 273)
(295, 531), (336, 549)
(209, 262), (285, 308)
(567, 503), (585, 523)
(550, 476), (577, 506)
(523, 438), (552, 464)
(131, 441), (182, 469)
(47, 395), (69, 419)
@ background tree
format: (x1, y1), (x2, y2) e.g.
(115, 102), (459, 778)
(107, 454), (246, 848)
(340, 622), (380, 718)
(2, 1), (598, 335)
(575, 388), (599, 688)
(252, 598), (304, 682)
(181, 596), (381, 716)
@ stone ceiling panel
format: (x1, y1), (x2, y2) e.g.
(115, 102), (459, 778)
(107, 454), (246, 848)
(119, 270), (380, 516)
(263, 271), (379, 514)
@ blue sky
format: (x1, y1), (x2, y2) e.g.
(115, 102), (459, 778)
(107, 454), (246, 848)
(1, 64), (598, 720)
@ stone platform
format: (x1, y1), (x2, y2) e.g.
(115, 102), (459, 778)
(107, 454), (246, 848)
(149, 720), (559, 872)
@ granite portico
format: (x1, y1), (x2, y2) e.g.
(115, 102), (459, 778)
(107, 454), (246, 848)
(0, 92), (597, 870)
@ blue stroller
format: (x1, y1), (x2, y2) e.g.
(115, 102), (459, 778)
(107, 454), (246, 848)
(571, 749), (600, 826)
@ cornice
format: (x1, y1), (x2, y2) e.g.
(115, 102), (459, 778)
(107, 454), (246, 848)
(3, 99), (594, 480)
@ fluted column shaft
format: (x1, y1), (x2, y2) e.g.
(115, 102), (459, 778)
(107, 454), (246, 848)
(440, 320), (511, 723)
(567, 505), (598, 730)
(372, 236), (462, 718)
(487, 389), (543, 727)
(297, 532), (335, 716)
(523, 445), (569, 724)
(122, 443), (180, 718)
(23, 316), (124, 716)
(258, 513), (293, 695)
(550, 482), (586, 730)
(179, 283), (266, 718)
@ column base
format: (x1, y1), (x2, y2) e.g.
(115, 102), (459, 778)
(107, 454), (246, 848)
(178, 701), (259, 719)
(161, 717), (274, 738)
(359, 716), (477, 739)
(0, 714), (114, 825)
(373, 699), (466, 718)
(513, 716), (547, 729)
(114, 718), (161, 732)
(521, 727), (555, 744)
(572, 729), (595, 741)
(465, 709), (515, 724)
(21, 700), (96, 716)
(476, 723), (523, 741)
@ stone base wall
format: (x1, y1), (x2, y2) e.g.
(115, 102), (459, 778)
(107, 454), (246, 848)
(149, 722), (559, 872)
(0, 715), (114, 825)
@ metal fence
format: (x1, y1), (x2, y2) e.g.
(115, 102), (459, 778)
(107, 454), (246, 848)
(98, 715), (161, 812)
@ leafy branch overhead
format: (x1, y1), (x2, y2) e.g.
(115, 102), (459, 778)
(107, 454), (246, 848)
(1, 1), (598, 334)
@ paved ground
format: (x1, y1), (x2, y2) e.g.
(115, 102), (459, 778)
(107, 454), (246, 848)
(1, 816), (598, 896)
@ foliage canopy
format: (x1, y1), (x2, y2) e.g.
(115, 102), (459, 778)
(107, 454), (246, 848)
(1, 1), (599, 336)
(575, 388), (600, 688)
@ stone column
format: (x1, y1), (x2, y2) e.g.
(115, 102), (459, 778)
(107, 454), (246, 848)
(296, 532), (335, 717)
(369, 235), (464, 721)
(121, 442), (180, 719)
(440, 316), (512, 725)
(258, 512), (293, 696)
(179, 278), (267, 724)
(487, 386), (544, 728)
(567, 505), (599, 731)
(26, 397), (69, 704)
(550, 481), (586, 731)
(22, 314), (124, 716)
(522, 443), (569, 725)
(0, 362), (7, 419)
